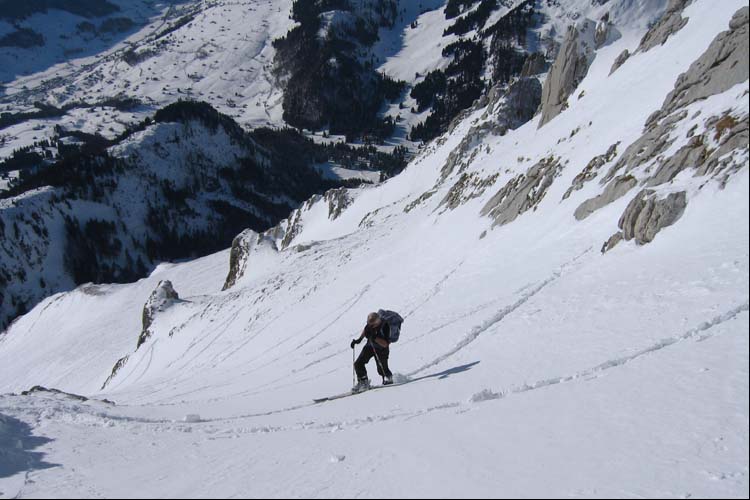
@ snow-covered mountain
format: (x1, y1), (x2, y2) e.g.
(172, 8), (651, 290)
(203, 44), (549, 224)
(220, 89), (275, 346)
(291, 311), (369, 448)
(0, 0), (669, 157)
(0, 100), (403, 330)
(1, 0), (748, 497)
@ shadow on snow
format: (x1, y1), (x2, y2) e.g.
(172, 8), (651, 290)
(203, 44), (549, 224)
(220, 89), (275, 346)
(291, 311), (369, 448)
(0, 413), (58, 479)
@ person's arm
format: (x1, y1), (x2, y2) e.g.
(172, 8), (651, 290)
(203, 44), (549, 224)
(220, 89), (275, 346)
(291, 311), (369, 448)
(351, 326), (367, 348)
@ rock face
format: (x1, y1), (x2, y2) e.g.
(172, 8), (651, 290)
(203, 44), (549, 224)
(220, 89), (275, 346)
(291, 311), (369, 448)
(574, 175), (637, 221)
(604, 7), (749, 187)
(440, 172), (499, 211)
(617, 189), (688, 245)
(500, 77), (543, 132)
(609, 49), (630, 75)
(103, 280), (180, 389)
(538, 20), (597, 128)
(101, 355), (129, 390)
(650, 6), (749, 125)
(520, 53), (547, 77)
(481, 157), (561, 227)
(324, 188), (353, 221)
(637, 0), (692, 53)
(221, 189), (352, 291)
(563, 142), (620, 200)
(223, 230), (260, 291)
(138, 280), (180, 348)
(441, 77), (542, 183)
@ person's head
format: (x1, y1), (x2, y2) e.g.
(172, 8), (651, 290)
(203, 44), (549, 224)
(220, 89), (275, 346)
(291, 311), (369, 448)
(367, 312), (382, 328)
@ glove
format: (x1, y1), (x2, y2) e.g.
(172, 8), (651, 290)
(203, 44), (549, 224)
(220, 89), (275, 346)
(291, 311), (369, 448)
(350, 339), (360, 349)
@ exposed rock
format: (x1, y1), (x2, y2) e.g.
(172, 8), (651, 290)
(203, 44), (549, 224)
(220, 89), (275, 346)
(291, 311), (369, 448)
(440, 172), (500, 210)
(404, 189), (438, 213)
(574, 175), (637, 221)
(563, 142), (620, 200)
(609, 49), (630, 76)
(646, 135), (709, 186)
(498, 78), (543, 132)
(138, 280), (179, 348)
(481, 77), (543, 134)
(538, 20), (597, 128)
(101, 278), (188, 389)
(649, 6), (749, 126)
(101, 355), (129, 390)
(440, 128), (486, 181)
(223, 229), (259, 291)
(601, 232), (624, 253)
(324, 187), (353, 221)
(655, 114), (749, 186)
(19, 386), (116, 405)
(442, 78), (542, 183)
(481, 157), (561, 227)
(520, 52), (548, 77)
(602, 111), (687, 183)
(595, 17), (621, 49)
(698, 114), (750, 184)
(20, 386), (88, 401)
(637, 0), (692, 53)
(618, 190), (688, 244)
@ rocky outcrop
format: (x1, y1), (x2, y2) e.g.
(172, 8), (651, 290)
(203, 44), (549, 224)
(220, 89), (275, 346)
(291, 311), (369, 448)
(602, 111), (686, 184)
(324, 188), (353, 221)
(101, 355), (129, 390)
(604, 8), (749, 187)
(223, 229), (260, 291)
(648, 6), (749, 126)
(600, 232), (624, 254)
(102, 280), (181, 389)
(637, 0), (692, 53)
(574, 175), (637, 221)
(521, 53), (547, 77)
(606, 189), (688, 248)
(481, 157), (561, 227)
(609, 49), (630, 76)
(563, 143), (620, 200)
(538, 20), (597, 128)
(442, 77), (542, 183)
(499, 78), (543, 132)
(594, 14), (620, 50)
(138, 280), (179, 348)
(440, 173), (500, 211)
(481, 77), (543, 135)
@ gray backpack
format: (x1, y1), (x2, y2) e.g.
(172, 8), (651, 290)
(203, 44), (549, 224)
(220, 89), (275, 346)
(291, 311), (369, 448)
(378, 309), (404, 343)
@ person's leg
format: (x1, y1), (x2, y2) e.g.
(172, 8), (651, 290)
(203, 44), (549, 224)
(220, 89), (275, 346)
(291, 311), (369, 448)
(374, 345), (392, 379)
(354, 344), (374, 380)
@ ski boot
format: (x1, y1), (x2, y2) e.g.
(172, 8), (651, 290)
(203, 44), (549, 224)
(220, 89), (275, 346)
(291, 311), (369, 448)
(352, 378), (371, 393)
(383, 375), (394, 386)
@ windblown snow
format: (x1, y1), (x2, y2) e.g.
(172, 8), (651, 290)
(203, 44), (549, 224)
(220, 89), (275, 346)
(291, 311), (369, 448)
(1, 0), (748, 498)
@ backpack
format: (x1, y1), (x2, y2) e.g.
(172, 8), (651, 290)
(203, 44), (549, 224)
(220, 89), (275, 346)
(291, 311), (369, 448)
(378, 309), (404, 343)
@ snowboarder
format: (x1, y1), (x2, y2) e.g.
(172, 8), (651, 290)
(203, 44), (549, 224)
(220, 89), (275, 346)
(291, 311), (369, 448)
(350, 312), (395, 392)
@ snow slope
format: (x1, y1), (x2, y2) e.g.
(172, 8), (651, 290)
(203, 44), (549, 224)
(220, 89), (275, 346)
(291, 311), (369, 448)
(1, 0), (748, 497)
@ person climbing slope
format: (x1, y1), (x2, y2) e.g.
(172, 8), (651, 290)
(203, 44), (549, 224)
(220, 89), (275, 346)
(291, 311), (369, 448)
(350, 310), (403, 392)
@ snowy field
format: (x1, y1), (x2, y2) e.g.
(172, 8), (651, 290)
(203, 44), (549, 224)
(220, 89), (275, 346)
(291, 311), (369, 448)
(0, 0), (748, 498)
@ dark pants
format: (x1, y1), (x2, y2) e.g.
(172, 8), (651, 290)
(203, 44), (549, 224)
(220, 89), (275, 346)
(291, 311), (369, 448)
(354, 342), (392, 380)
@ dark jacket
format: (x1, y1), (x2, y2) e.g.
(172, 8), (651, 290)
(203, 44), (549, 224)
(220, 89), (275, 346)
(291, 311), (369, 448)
(364, 322), (391, 344)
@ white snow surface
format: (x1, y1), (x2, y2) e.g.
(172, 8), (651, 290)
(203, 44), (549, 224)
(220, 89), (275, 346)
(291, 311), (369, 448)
(1, 0), (749, 497)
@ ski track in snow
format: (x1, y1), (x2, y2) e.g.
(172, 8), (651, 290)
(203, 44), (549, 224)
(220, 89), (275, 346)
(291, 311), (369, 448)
(489, 301), (750, 401)
(8, 301), (746, 441)
(117, 302), (750, 431)
(409, 249), (592, 376)
(402, 261), (465, 319)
